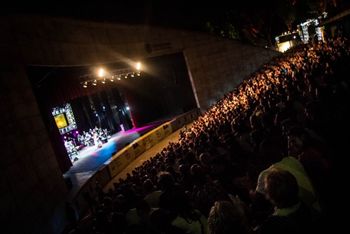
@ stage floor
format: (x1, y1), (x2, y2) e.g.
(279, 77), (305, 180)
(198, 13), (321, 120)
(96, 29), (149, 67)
(63, 120), (166, 197)
(67, 122), (163, 173)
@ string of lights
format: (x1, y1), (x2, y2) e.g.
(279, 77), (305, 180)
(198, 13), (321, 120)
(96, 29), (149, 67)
(80, 62), (142, 88)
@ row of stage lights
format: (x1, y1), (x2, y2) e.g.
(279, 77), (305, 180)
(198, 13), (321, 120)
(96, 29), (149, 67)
(82, 72), (142, 88)
(81, 62), (142, 88)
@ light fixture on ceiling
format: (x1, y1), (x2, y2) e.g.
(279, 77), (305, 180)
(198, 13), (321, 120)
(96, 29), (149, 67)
(80, 62), (143, 88)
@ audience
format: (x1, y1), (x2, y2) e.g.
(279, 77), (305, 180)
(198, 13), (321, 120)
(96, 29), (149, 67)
(208, 198), (253, 234)
(257, 169), (323, 234)
(69, 37), (350, 233)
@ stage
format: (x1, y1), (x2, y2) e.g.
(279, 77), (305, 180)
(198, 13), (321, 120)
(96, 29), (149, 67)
(63, 121), (165, 196)
(66, 122), (163, 173)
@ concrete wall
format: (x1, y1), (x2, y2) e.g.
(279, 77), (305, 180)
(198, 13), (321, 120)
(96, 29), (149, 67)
(0, 15), (278, 233)
(0, 65), (68, 233)
(183, 40), (277, 109)
(3, 15), (278, 109)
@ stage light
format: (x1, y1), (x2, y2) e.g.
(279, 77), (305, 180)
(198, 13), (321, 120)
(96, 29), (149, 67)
(135, 62), (142, 71)
(98, 68), (105, 77)
(82, 64), (144, 89)
(82, 81), (88, 88)
(126, 106), (130, 111)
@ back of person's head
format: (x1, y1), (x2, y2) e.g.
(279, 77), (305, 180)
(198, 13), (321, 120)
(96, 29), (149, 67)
(157, 171), (174, 191)
(208, 200), (251, 234)
(190, 163), (203, 176)
(150, 208), (190, 234)
(143, 179), (154, 194)
(264, 169), (299, 208)
(135, 199), (151, 217)
(199, 152), (211, 165)
(258, 136), (284, 165)
(287, 126), (308, 157)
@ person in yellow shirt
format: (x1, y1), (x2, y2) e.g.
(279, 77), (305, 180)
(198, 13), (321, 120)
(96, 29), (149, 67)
(255, 127), (321, 211)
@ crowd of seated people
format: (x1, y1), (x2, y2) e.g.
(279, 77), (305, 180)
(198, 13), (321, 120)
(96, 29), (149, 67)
(65, 36), (350, 234)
